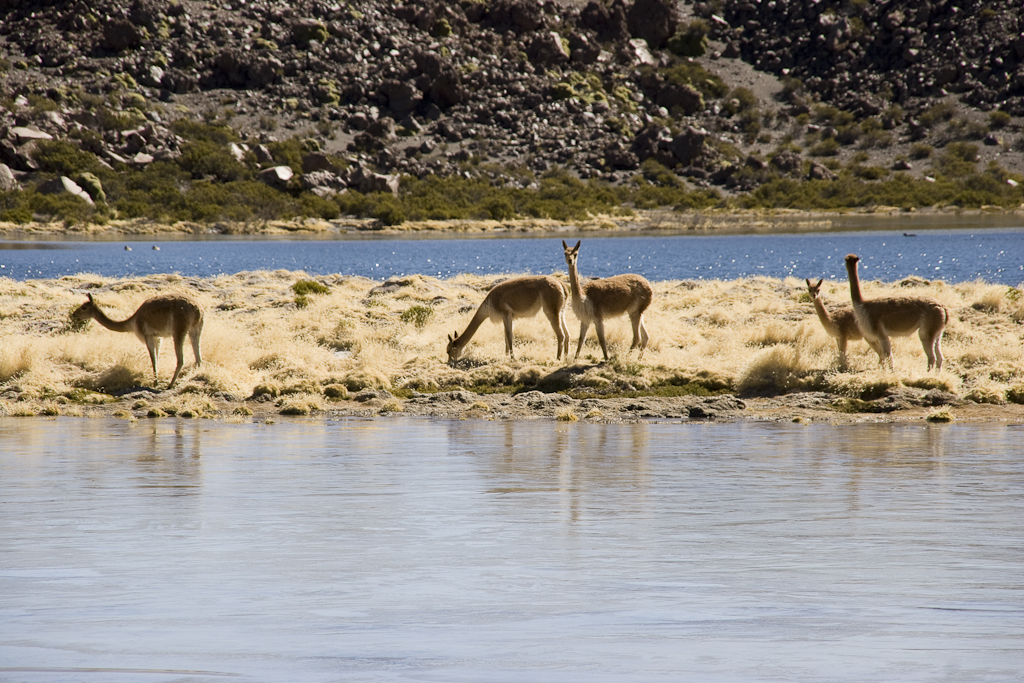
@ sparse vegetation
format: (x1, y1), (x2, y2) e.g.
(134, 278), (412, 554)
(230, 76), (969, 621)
(2, 271), (1022, 420)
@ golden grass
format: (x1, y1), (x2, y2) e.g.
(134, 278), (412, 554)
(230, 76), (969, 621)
(1, 271), (1023, 410)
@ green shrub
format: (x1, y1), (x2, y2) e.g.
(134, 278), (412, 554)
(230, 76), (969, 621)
(293, 280), (329, 297)
(918, 102), (955, 128)
(666, 20), (710, 57)
(294, 278), (330, 308)
(738, 170), (1022, 211)
(400, 305), (433, 327)
(28, 190), (96, 223)
(32, 140), (103, 176)
(658, 61), (727, 99)
(171, 120), (241, 145)
(481, 196), (515, 220)
(812, 104), (855, 127)
(989, 110), (1012, 130)
(177, 140), (249, 181)
(264, 138), (306, 174)
(371, 195), (407, 226)
(809, 138), (840, 157)
(96, 107), (145, 131)
(935, 142), (979, 179)
(723, 87), (759, 116)
(852, 165), (887, 180)
(909, 143), (933, 160)
(550, 82), (577, 100)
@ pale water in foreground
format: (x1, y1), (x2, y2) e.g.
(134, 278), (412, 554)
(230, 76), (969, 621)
(1, 418), (1022, 683)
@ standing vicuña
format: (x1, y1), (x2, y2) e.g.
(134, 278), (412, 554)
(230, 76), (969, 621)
(562, 240), (652, 360)
(805, 278), (864, 368)
(844, 254), (949, 371)
(71, 293), (205, 388)
(446, 275), (569, 364)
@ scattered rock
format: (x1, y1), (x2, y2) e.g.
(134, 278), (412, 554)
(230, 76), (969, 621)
(75, 172), (106, 204)
(0, 163), (20, 192)
(36, 176), (94, 205)
(259, 166), (294, 189)
(0, 0), (1021, 209)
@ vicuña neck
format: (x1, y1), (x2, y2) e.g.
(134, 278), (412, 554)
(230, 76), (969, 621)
(812, 296), (835, 330)
(91, 307), (135, 333)
(846, 260), (864, 303)
(455, 310), (487, 348)
(566, 259), (584, 301)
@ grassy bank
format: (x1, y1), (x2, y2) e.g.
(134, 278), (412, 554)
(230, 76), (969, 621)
(2, 270), (1023, 418)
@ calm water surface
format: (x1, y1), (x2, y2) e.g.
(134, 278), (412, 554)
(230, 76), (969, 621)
(1, 228), (1023, 284)
(1, 417), (1022, 682)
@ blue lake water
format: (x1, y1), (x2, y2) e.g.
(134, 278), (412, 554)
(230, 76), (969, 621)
(1, 227), (1023, 284)
(1, 417), (1023, 682)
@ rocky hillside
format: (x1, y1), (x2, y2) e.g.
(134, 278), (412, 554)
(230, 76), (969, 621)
(1, 0), (1022, 222)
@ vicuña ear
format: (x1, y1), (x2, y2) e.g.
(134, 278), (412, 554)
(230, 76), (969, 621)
(562, 239), (568, 249)
(87, 293), (95, 303)
(816, 278), (823, 288)
(573, 240), (581, 251)
(805, 278), (811, 287)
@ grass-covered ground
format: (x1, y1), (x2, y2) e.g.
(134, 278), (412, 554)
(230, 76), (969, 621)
(2, 270), (1023, 421)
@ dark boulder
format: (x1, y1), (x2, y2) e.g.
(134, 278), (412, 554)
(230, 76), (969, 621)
(580, 0), (629, 43)
(102, 18), (146, 52)
(487, 0), (545, 33)
(655, 83), (704, 115)
(668, 127), (708, 166)
(626, 0), (679, 49)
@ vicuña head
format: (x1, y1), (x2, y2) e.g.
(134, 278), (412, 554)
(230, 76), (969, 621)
(71, 292), (205, 389)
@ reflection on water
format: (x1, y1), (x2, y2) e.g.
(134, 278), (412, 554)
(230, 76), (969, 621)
(1, 418), (1022, 683)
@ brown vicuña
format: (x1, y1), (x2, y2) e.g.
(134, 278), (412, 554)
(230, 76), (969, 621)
(562, 240), (652, 361)
(71, 293), (205, 388)
(805, 278), (864, 368)
(843, 254), (949, 371)
(446, 275), (569, 364)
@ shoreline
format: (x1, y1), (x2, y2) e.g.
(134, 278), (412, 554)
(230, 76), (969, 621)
(5, 386), (1024, 426)
(1, 207), (1022, 240)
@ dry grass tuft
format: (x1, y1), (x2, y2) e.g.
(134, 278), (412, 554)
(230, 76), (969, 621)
(925, 407), (954, 422)
(736, 345), (824, 395)
(2, 270), (1023, 409)
(278, 393), (325, 415)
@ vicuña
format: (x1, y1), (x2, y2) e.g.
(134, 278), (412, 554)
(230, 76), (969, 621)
(844, 254), (949, 371)
(71, 293), (204, 388)
(446, 275), (568, 364)
(562, 240), (652, 361)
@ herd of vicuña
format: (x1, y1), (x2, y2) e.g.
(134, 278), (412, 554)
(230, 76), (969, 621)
(69, 243), (952, 390)
(806, 254), (949, 373)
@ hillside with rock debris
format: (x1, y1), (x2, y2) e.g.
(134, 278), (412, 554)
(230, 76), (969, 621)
(1, 0), (1022, 228)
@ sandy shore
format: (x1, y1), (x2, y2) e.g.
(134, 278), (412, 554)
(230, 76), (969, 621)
(2, 206), (1022, 239)
(7, 384), (1024, 425)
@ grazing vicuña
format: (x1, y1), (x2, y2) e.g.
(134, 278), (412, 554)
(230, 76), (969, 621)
(71, 293), (204, 388)
(446, 275), (569, 364)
